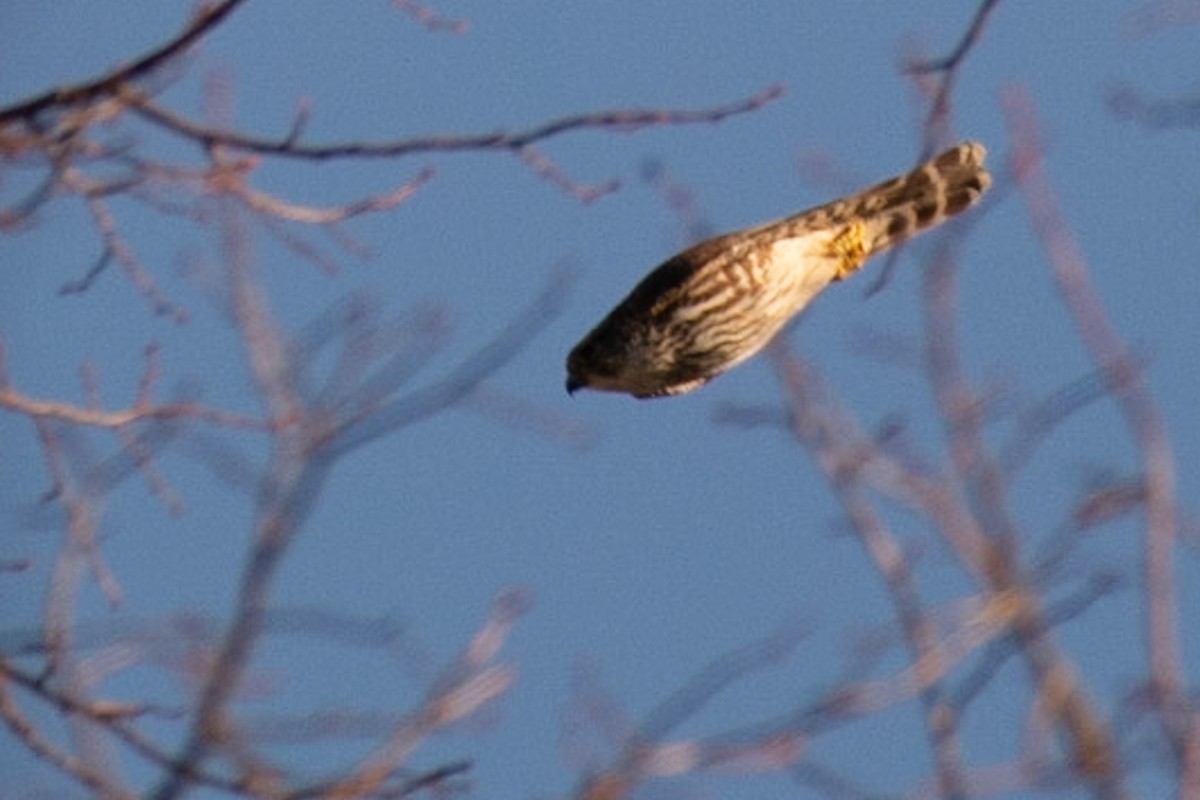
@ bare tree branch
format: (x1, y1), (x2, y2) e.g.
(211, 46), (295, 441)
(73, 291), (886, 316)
(117, 84), (785, 162)
(1004, 84), (1194, 785)
(905, 0), (1005, 158)
(0, 0), (250, 126)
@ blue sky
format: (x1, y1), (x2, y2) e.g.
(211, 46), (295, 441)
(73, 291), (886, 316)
(3, 2), (1199, 797)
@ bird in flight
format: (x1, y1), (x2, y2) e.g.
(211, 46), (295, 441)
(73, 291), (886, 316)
(566, 141), (991, 399)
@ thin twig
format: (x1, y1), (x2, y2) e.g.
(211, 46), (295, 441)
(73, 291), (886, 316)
(905, 0), (1004, 160)
(0, 0), (250, 125)
(121, 85), (785, 161)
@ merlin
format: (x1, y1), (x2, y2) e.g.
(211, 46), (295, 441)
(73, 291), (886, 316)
(565, 141), (991, 399)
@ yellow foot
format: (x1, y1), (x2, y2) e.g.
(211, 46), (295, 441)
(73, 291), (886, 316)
(830, 220), (869, 281)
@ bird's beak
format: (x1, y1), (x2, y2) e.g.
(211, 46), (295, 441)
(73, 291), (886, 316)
(565, 376), (584, 395)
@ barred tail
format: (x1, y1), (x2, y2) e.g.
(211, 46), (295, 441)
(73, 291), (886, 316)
(857, 141), (991, 255)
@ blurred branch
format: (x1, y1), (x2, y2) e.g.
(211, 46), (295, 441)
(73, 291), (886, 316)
(146, 196), (314, 799)
(227, 165), (436, 224)
(999, 354), (1147, 476)
(517, 145), (621, 204)
(0, 659), (244, 796)
(571, 625), (807, 800)
(0, 343), (268, 431)
(1122, 0), (1200, 39)
(1107, 85), (1200, 129)
(73, 173), (188, 321)
(639, 156), (717, 246)
(1003, 85), (1194, 784)
(920, 232), (1124, 789)
(301, 590), (526, 799)
(567, 555), (1121, 800)
(769, 340), (1126, 792)
(147, 202), (571, 796)
(763, 347), (974, 798)
(0, 667), (132, 798)
(463, 384), (597, 450)
(0, 390), (262, 431)
(391, 0), (468, 34)
(330, 265), (575, 457)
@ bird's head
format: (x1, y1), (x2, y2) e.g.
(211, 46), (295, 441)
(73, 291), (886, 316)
(565, 329), (628, 395)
